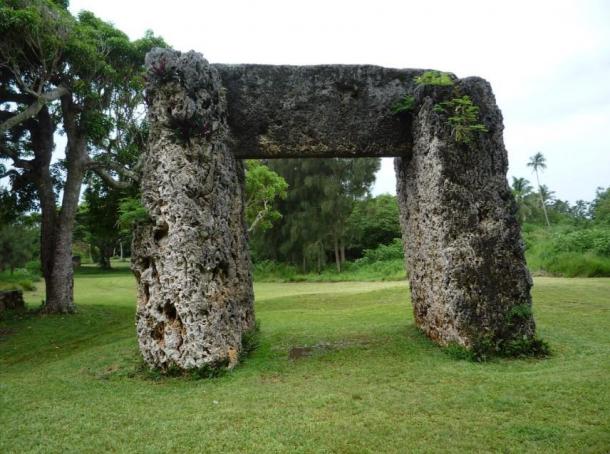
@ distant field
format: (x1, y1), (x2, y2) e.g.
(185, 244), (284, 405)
(1, 266), (609, 453)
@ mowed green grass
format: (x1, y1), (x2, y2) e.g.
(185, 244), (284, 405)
(1, 266), (609, 453)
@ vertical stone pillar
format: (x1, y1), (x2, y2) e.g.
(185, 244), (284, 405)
(395, 78), (537, 353)
(132, 49), (255, 371)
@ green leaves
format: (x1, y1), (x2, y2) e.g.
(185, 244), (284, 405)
(392, 94), (415, 114)
(434, 95), (488, 144)
(118, 197), (149, 231)
(245, 160), (288, 233)
(415, 70), (454, 86)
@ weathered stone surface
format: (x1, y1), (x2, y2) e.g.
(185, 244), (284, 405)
(394, 78), (536, 349)
(0, 290), (25, 314)
(132, 49), (255, 370)
(135, 47), (538, 367)
(214, 64), (424, 158)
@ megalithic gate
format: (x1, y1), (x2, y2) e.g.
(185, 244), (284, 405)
(132, 49), (536, 371)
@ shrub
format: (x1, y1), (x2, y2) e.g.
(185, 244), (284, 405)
(434, 95), (488, 144)
(392, 94), (415, 114)
(357, 238), (404, 264)
(445, 336), (550, 362)
(524, 225), (610, 277)
(549, 228), (610, 256)
(240, 321), (261, 361)
(415, 70), (453, 86)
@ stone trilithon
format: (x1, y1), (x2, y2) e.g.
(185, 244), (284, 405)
(132, 48), (536, 371)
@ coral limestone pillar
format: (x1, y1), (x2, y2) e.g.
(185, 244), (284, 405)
(395, 78), (537, 353)
(132, 49), (254, 370)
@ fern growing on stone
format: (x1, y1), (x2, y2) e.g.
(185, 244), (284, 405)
(434, 95), (488, 144)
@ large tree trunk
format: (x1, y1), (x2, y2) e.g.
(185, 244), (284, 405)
(27, 107), (68, 314)
(98, 242), (113, 269)
(40, 99), (86, 314)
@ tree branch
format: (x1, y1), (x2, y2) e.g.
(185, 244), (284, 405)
(85, 157), (139, 189)
(248, 199), (269, 233)
(88, 165), (132, 189)
(0, 168), (21, 180)
(0, 142), (34, 170)
(0, 86), (69, 134)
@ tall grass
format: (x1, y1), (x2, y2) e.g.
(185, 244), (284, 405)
(524, 225), (610, 277)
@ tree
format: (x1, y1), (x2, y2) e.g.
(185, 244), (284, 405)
(527, 152), (551, 227)
(244, 160), (288, 234)
(76, 175), (134, 268)
(346, 194), (401, 255)
(511, 177), (533, 224)
(0, 222), (37, 274)
(0, 0), (164, 313)
(256, 158), (380, 272)
(591, 187), (610, 225)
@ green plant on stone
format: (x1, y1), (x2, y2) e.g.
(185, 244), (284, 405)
(508, 303), (533, 321)
(239, 321), (261, 362)
(415, 70), (454, 86)
(392, 94), (415, 114)
(434, 95), (488, 144)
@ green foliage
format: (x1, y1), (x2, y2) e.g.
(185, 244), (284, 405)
(346, 194), (401, 252)
(244, 160), (288, 233)
(357, 238), (404, 264)
(509, 304), (533, 321)
(434, 95), (488, 144)
(255, 158), (380, 272)
(591, 186), (610, 224)
(445, 336), (550, 362)
(415, 70), (454, 86)
(524, 225), (610, 277)
(537, 252), (610, 278)
(239, 321), (261, 361)
(548, 228), (610, 256)
(253, 239), (406, 282)
(118, 197), (150, 230)
(77, 182), (116, 268)
(0, 224), (37, 274)
(392, 94), (415, 114)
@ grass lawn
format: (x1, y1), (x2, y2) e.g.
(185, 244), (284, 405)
(1, 264), (609, 453)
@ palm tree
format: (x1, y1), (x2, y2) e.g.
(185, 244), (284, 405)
(511, 177), (533, 223)
(527, 152), (551, 227)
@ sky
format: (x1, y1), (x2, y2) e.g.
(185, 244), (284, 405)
(69, 0), (610, 203)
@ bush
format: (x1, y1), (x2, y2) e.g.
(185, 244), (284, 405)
(25, 261), (42, 279)
(415, 70), (453, 86)
(539, 252), (610, 278)
(548, 228), (610, 256)
(524, 225), (610, 277)
(357, 238), (404, 264)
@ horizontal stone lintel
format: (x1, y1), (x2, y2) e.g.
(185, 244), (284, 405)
(214, 64), (427, 159)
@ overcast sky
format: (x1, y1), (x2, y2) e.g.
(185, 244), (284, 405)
(70, 0), (610, 203)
